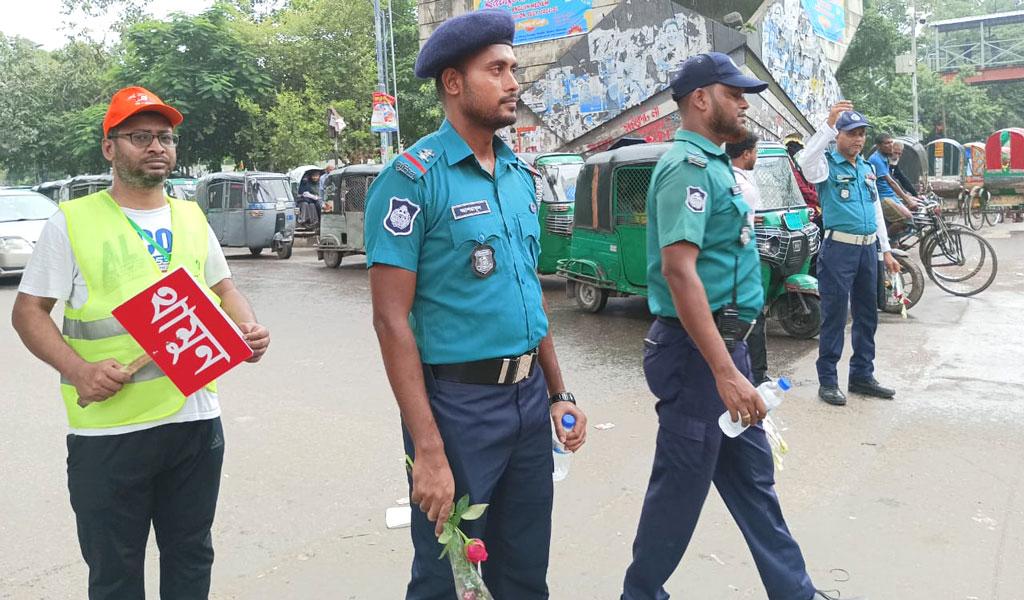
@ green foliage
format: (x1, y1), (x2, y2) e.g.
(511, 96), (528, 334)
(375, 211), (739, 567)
(837, 0), (1021, 144)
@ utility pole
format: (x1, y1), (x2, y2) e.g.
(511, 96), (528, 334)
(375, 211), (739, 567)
(372, 0), (392, 162)
(911, 0), (921, 140)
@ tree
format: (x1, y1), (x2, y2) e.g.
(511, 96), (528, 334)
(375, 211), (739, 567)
(115, 4), (274, 171)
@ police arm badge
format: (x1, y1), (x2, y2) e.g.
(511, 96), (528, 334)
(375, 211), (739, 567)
(383, 197), (421, 236)
(686, 186), (707, 213)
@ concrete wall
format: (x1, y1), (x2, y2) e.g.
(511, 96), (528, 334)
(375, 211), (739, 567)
(417, 0), (860, 153)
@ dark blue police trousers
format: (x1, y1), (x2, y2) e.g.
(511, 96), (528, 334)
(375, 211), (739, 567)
(622, 319), (815, 600)
(815, 237), (878, 387)
(403, 365), (553, 600)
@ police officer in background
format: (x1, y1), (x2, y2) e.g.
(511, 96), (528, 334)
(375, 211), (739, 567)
(622, 53), (851, 600)
(364, 9), (587, 599)
(799, 102), (900, 406)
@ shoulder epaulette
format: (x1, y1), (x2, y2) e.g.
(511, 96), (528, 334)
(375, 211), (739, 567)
(686, 153), (708, 168)
(518, 157), (541, 178)
(393, 140), (442, 181)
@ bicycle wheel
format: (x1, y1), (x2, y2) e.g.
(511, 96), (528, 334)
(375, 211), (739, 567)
(985, 208), (1004, 226)
(921, 228), (997, 296)
(966, 191), (986, 230)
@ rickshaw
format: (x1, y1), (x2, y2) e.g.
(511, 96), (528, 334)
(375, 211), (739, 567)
(963, 141), (986, 191)
(925, 138), (965, 201)
(32, 179), (68, 202)
(165, 177), (197, 200)
(315, 164), (382, 268)
(58, 174), (112, 202)
(973, 127), (1024, 225)
(288, 165), (326, 236)
(195, 172), (296, 259)
(518, 153), (584, 274)
(556, 143), (669, 312)
(751, 142), (821, 338)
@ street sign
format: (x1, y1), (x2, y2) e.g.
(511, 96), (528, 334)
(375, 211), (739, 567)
(112, 267), (253, 397)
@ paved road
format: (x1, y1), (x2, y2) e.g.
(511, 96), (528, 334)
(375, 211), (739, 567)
(2, 225), (1022, 599)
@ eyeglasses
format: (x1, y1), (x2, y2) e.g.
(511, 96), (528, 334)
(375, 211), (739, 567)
(108, 131), (180, 148)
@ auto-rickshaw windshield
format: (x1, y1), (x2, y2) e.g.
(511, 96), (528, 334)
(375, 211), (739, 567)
(754, 156), (806, 211)
(252, 178), (292, 204)
(172, 184), (196, 200)
(539, 163), (583, 203)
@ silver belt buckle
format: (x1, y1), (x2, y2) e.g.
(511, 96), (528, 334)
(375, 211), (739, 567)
(514, 353), (533, 383)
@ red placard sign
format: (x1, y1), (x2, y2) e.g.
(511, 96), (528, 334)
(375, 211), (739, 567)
(112, 267), (253, 397)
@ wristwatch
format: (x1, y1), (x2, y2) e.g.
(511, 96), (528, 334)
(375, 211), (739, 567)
(549, 391), (576, 406)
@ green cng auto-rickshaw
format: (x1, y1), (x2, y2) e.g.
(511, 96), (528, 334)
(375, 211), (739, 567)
(556, 143), (670, 311)
(316, 164), (382, 267)
(751, 142), (821, 338)
(519, 153), (584, 274)
(195, 172), (296, 259)
(165, 177), (197, 201)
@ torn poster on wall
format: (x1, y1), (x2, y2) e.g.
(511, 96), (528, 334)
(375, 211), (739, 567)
(476, 0), (593, 45)
(521, 0), (711, 142)
(760, 0), (842, 126)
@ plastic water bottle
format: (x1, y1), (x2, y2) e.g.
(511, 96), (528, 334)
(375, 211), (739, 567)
(552, 414), (576, 482)
(718, 378), (792, 438)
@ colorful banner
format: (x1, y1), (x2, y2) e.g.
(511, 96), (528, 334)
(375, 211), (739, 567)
(370, 91), (398, 134)
(112, 268), (253, 397)
(801, 0), (845, 43)
(475, 0), (593, 46)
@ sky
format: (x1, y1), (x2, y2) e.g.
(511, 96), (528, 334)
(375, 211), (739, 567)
(1, 0), (214, 50)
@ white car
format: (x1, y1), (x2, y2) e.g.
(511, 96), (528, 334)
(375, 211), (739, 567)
(0, 189), (58, 278)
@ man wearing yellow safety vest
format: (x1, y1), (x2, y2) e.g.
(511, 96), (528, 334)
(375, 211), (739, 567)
(11, 86), (269, 599)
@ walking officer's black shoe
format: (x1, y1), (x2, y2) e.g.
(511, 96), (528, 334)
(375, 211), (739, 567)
(849, 377), (896, 399)
(818, 386), (847, 406)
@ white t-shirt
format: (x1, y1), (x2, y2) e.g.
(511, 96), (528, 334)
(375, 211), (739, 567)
(18, 203), (232, 436)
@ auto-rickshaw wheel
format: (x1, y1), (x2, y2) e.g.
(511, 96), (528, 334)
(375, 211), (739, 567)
(575, 282), (609, 313)
(249, 247), (264, 257)
(775, 293), (820, 339)
(323, 251), (343, 268)
(276, 242), (293, 260)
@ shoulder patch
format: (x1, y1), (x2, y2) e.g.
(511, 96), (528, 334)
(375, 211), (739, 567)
(686, 186), (707, 213)
(686, 153), (708, 168)
(393, 144), (441, 181)
(383, 197), (421, 236)
(518, 158), (541, 178)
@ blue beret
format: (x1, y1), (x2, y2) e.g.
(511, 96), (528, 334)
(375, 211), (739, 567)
(414, 9), (516, 79)
(835, 110), (871, 131)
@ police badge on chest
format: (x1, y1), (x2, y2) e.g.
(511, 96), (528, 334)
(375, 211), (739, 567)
(471, 243), (496, 278)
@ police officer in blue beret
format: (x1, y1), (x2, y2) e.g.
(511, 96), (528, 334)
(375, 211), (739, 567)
(621, 53), (856, 600)
(799, 101), (900, 406)
(364, 8), (587, 600)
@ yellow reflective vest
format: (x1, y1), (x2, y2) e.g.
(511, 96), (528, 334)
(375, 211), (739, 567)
(60, 190), (219, 429)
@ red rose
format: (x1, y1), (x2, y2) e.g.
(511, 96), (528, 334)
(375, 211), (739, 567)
(465, 538), (488, 564)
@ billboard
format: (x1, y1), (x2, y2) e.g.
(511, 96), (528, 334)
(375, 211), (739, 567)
(801, 0), (845, 43)
(476, 0), (593, 45)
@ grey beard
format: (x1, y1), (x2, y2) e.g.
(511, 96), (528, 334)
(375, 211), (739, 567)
(115, 163), (165, 189)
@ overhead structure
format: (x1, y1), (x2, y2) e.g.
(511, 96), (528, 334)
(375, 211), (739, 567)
(927, 10), (1024, 84)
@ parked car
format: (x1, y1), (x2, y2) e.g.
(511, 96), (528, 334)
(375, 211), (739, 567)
(0, 189), (58, 277)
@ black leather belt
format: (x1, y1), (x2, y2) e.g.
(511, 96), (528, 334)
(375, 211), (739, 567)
(430, 349), (538, 385)
(656, 315), (755, 342)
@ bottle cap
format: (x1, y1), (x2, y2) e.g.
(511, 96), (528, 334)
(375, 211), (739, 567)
(777, 377), (792, 391)
(561, 414), (576, 430)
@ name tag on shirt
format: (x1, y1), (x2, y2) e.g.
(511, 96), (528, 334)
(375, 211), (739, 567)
(451, 200), (491, 220)
(730, 185), (743, 196)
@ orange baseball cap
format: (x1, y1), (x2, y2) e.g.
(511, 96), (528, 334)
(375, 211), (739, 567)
(102, 86), (184, 136)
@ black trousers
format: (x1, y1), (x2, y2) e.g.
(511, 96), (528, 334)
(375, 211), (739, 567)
(67, 418), (225, 600)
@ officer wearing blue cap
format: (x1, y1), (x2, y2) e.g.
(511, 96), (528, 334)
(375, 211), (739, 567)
(364, 8), (587, 600)
(799, 101), (900, 406)
(621, 52), (854, 600)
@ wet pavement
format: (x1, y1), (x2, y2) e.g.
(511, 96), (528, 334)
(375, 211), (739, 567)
(1, 224), (1023, 599)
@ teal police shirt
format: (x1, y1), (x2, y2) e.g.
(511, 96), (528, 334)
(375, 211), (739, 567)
(364, 119), (548, 364)
(646, 129), (764, 322)
(818, 149), (879, 235)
